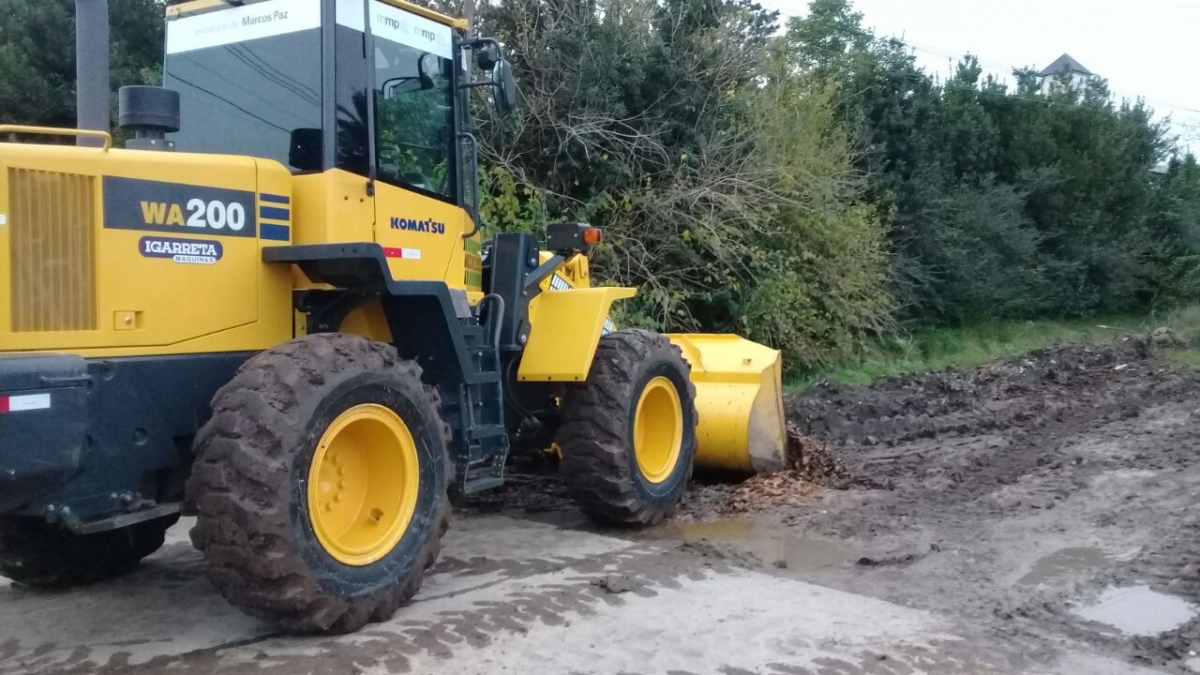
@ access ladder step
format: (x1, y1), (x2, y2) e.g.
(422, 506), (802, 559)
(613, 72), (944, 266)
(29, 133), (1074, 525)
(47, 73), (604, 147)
(468, 424), (507, 441)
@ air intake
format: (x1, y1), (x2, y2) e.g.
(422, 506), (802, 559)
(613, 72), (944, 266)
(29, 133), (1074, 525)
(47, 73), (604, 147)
(8, 168), (98, 332)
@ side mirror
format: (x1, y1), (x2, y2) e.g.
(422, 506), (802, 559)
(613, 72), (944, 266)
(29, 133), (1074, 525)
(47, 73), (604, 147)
(492, 58), (517, 116)
(476, 44), (500, 72)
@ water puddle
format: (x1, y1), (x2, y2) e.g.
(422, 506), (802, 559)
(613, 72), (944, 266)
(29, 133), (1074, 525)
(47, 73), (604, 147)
(1073, 585), (1198, 636)
(641, 519), (856, 570)
(1018, 547), (1107, 585)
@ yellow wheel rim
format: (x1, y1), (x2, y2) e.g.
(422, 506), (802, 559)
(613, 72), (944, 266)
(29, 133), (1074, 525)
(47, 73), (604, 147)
(633, 376), (684, 484)
(307, 403), (420, 566)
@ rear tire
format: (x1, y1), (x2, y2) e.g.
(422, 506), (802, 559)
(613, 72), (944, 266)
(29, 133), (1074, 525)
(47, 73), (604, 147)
(187, 333), (451, 634)
(0, 514), (178, 587)
(558, 330), (698, 526)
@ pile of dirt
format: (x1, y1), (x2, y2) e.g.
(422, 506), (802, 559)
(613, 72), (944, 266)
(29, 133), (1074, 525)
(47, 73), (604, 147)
(718, 471), (817, 514)
(680, 333), (1183, 521)
(788, 334), (1158, 449)
(472, 333), (1178, 521)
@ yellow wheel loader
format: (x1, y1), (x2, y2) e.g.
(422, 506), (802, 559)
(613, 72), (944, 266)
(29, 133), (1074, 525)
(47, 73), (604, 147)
(0, 0), (785, 633)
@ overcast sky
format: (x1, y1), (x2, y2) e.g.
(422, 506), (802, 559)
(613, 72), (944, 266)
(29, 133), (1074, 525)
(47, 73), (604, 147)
(759, 0), (1200, 158)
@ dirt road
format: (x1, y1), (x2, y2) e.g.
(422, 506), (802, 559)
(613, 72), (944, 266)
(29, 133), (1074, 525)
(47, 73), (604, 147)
(2, 334), (1198, 674)
(673, 334), (1200, 674)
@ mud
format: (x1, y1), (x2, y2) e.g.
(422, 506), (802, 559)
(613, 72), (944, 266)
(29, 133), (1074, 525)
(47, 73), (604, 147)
(690, 334), (1200, 673)
(472, 334), (1200, 672)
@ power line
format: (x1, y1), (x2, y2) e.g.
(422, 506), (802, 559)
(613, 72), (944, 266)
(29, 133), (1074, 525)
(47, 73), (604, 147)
(168, 73), (292, 135)
(770, 9), (1200, 118)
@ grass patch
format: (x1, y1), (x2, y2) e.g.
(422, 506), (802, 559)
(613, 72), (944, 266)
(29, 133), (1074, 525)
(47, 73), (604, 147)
(789, 305), (1200, 389)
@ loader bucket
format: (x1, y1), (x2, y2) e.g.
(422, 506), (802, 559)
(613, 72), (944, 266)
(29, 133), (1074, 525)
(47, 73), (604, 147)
(667, 334), (786, 474)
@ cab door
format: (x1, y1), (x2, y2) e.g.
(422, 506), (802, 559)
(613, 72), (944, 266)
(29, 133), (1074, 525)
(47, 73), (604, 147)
(366, 0), (468, 285)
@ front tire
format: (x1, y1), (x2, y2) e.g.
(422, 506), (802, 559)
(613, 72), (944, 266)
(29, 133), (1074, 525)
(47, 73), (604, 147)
(187, 334), (450, 633)
(0, 514), (177, 587)
(558, 330), (698, 526)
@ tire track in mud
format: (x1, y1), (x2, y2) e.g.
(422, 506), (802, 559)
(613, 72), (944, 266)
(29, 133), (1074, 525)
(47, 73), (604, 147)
(0, 540), (733, 675)
(0, 533), (1132, 675)
(774, 336), (1200, 674)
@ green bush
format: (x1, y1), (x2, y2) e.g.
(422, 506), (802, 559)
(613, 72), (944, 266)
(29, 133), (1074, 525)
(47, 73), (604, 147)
(476, 0), (894, 369)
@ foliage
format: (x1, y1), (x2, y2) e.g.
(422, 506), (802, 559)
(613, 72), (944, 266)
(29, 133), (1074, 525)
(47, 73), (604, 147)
(475, 0), (894, 366)
(786, 0), (1200, 326)
(0, 0), (164, 128)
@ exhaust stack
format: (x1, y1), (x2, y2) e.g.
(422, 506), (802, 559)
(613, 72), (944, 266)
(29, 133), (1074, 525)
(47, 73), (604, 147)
(75, 0), (110, 146)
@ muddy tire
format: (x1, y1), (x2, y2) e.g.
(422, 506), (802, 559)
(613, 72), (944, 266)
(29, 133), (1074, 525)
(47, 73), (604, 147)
(0, 514), (178, 587)
(558, 330), (698, 526)
(187, 333), (451, 634)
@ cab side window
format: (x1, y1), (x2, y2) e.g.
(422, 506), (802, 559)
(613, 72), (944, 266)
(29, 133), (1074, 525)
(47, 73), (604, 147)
(374, 40), (455, 200)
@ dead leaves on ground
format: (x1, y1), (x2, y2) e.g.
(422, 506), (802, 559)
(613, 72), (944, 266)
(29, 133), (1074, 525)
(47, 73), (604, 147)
(719, 423), (849, 514)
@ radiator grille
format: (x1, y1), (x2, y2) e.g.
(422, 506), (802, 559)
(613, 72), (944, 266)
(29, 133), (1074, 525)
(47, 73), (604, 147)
(8, 169), (97, 332)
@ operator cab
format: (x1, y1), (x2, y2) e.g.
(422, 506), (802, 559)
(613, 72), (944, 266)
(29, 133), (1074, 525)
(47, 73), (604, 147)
(158, 0), (511, 216)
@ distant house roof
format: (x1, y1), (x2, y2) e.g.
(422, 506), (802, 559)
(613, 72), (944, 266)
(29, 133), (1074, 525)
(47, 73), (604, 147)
(1038, 53), (1093, 78)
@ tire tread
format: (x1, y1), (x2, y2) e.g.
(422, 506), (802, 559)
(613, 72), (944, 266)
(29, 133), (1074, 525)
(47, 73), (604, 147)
(558, 330), (697, 526)
(187, 333), (450, 633)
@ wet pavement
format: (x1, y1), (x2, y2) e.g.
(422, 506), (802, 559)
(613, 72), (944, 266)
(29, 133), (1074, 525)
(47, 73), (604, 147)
(0, 514), (1172, 675)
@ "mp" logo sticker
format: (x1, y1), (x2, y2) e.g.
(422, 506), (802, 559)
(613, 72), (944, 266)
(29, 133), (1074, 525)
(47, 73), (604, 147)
(103, 177), (256, 238)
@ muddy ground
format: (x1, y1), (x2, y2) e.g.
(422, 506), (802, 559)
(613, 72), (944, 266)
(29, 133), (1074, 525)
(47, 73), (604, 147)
(477, 333), (1200, 674)
(4, 333), (1200, 674)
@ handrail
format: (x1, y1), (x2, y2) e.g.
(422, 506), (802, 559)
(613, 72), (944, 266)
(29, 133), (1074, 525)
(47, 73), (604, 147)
(458, 131), (482, 238)
(0, 125), (112, 150)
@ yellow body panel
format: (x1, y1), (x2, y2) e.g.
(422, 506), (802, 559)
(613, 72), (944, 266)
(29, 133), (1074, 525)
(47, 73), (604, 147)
(373, 181), (468, 288)
(464, 236), (483, 292)
(291, 170), (375, 248)
(0, 143), (293, 357)
(518, 250), (633, 382)
(519, 287), (637, 382)
(537, 250), (594, 289)
(667, 334), (786, 473)
(377, 0), (468, 29)
(164, 0), (229, 18)
(288, 171), (472, 291)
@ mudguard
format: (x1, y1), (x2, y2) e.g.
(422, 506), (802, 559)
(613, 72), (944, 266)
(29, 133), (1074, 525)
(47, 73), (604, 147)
(517, 287), (636, 382)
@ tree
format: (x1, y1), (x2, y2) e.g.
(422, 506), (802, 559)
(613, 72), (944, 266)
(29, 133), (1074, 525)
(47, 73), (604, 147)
(474, 0), (893, 366)
(785, 0), (1183, 324)
(0, 0), (164, 128)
